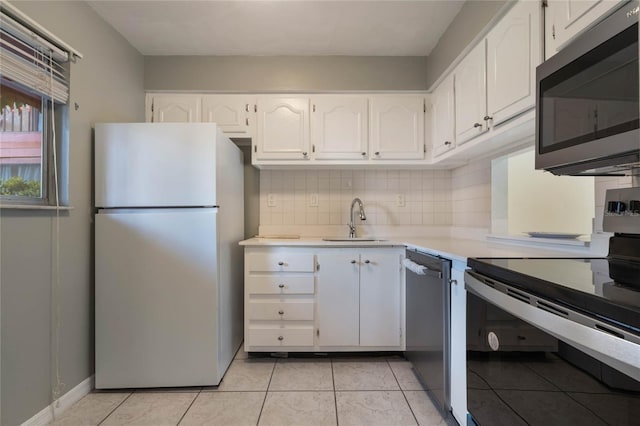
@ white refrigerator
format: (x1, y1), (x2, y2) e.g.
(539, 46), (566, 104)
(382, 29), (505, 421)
(94, 122), (244, 389)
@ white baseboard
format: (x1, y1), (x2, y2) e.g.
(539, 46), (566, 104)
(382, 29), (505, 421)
(22, 375), (94, 426)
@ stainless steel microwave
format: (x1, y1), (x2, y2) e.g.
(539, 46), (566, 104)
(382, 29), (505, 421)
(536, 1), (639, 176)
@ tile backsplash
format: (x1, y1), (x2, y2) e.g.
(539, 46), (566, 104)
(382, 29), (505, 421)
(451, 158), (492, 229)
(259, 169), (453, 228)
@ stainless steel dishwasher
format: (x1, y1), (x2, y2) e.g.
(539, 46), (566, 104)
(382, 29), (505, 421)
(404, 248), (452, 416)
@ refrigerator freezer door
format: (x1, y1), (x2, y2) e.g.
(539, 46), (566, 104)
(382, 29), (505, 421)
(95, 123), (218, 208)
(95, 208), (220, 388)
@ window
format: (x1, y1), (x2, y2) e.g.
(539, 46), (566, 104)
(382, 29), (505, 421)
(0, 2), (80, 206)
(0, 83), (52, 202)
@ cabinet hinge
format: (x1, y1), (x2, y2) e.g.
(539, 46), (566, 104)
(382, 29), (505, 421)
(313, 104), (316, 112)
(423, 144), (426, 153)
(423, 101), (426, 113)
(254, 104), (257, 113)
(150, 100), (154, 122)
(316, 329), (320, 337)
(552, 24), (556, 40)
(317, 263), (320, 271)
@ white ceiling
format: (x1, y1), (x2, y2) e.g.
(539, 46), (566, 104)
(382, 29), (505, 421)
(88, 1), (465, 56)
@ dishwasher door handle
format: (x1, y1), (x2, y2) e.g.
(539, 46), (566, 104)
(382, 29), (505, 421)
(403, 258), (442, 279)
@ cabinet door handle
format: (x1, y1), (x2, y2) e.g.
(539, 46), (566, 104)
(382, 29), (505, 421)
(474, 122), (482, 128)
(313, 104), (316, 112)
(351, 260), (357, 264)
(444, 141), (452, 146)
(302, 152), (308, 157)
(483, 116), (492, 121)
(364, 259), (371, 264)
(278, 310), (284, 315)
(246, 118), (249, 126)
(361, 152), (366, 156)
(374, 151), (380, 156)
(277, 336), (284, 341)
(278, 261), (284, 266)
(278, 283), (285, 288)
(245, 104), (249, 112)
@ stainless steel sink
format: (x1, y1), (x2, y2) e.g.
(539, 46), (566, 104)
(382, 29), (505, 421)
(321, 238), (387, 242)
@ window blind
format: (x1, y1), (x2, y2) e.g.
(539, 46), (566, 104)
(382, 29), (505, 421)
(0, 4), (80, 104)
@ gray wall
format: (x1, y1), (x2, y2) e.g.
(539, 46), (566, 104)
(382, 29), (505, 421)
(145, 56), (429, 91)
(1, 2), (144, 425)
(426, 0), (508, 88)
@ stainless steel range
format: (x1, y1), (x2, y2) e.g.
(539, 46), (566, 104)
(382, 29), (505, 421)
(465, 187), (640, 425)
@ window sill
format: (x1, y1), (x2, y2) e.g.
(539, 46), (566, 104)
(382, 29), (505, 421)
(0, 204), (74, 211)
(486, 233), (590, 249)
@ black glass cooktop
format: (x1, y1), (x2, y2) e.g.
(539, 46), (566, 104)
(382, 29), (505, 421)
(467, 257), (640, 335)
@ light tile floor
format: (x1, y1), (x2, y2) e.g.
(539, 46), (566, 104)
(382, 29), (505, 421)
(51, 350), (448, 426)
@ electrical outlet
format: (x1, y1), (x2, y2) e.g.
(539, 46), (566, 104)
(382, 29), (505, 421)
(309, 193), (319, 207)
(267, 193), (276, 207)
(396, 194), (406, 207)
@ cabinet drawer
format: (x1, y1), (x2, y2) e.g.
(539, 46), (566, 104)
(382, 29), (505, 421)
(247, 252), (315, 272)
(248, 326), (314, 347)
(248, 301), (314, 321)
(247, 275), (315, 294)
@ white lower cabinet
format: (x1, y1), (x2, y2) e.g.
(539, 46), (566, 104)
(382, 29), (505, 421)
(316, 252), (360, 347)
(244, 246), (405, 352)
(244, 248), (317, 351)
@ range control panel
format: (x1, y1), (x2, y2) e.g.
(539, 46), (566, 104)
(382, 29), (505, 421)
(603, 187), (640, 234)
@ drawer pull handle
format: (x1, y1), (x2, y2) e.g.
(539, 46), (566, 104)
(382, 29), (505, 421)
(277, 336), (284, 341)
(351, 260), (357, 264)
(278, 284), (285, 288)
(278, 310), (284, 315)
(364, 259), (371, 264)
(278, 261), (284, 266)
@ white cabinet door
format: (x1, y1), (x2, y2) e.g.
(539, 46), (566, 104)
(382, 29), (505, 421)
(486, 0), (541, 126)
(311, 96), (368, 160)
(316, 252), (360, 347)
(369, 96), (425, 160)
(431, 75), (456, 158)
(202, 95), (255, 136)
(255, 97), (310, 161)
(549, 0), (623, 55)
(454, 41), (488, 145)
(151, 94), (201, 123)
(359, 251), (402, 347)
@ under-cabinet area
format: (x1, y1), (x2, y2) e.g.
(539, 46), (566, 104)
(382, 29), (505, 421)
(242, 245), (406, 352)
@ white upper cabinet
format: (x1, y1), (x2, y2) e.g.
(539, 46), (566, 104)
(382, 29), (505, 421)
(431, 74), (456, 158)
(202, 95), (255, 137)
(255, 97), (310, 161)
(369, 96), (425, 160)
(546, 0), (623, 59)
(149, 94), (201, 123)
(454, 41), (488, 145)
(486, 0), (542, 127)
(311, 96), (368, 161)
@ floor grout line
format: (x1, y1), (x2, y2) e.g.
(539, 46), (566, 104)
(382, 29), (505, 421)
(175, 388), (201, 425)
(97, 391), (134, 426)
(331, 358), (339, 426)
(255, 357), (277, 425)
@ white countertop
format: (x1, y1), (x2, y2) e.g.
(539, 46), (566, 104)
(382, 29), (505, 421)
(240, 236), (590, 264)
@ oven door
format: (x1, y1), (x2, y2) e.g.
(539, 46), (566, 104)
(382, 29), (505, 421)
(465, 270), (640, 426)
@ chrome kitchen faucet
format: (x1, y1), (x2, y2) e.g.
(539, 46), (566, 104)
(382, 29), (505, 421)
(348, 198), (367, 238)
